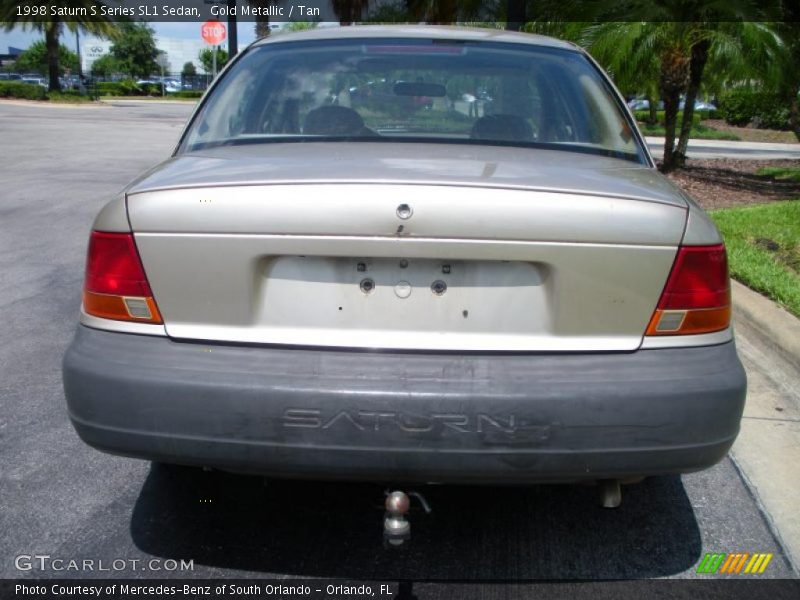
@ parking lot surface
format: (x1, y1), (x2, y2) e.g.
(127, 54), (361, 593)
(0, 100), (796, 582)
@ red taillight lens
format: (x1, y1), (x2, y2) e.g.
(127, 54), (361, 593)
(85, 232), (152, 296)
(657, 245), (729, 310)
(83, 231), (162, 323)
(647, 244), (731, 336)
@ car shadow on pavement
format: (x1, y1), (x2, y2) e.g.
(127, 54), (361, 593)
(130, 464), (701, 579)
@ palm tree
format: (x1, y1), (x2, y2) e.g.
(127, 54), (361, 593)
(672, 21), (781, 165)
(579, 22), (660, 120)
(1, 1), (117, 92)
(248, 0), (274, 38)
(582, 21), (694, 170)
(404, 0), (483, 23)
(529, 1), (780, 170)
(763, 3), (800, 140)
(332, 0), (370, 25)
(505, 0), (526, 30)
(583, 15), (777, 170)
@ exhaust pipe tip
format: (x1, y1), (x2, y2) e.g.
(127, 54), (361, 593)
(597, 479), (622, 508)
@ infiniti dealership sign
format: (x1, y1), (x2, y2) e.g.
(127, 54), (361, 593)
(80, 39), (111, 73)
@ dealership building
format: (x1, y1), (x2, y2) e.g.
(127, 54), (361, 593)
(81, 35), (224, 75)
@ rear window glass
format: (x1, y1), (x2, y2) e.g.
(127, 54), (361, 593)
(181, 38), (645, 163)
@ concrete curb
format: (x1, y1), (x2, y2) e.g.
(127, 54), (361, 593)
(732, 280), (800, 368)
(0, 98), (106, 109)
(97, 98), (197, 105)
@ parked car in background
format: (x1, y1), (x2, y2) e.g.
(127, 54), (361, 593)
(164, 79), (181, 93)
(64, 26), (746, 506)
(683, 99), (717, 111)
(629, 96), (716, 113)
(21, 77), (46, 88)
(627, 97), (651, 111)
(627, 97), (665, 111)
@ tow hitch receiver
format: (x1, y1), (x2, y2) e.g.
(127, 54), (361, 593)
(383, 491), (411, 547)
(383, 490), (432, 547)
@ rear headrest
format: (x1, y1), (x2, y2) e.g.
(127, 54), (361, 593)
(470, 114), (534, 142)
(303, 105), (366, 136)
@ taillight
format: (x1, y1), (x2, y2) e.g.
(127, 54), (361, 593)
(646, 244), (730, 336)
(83, 231), (162, 324)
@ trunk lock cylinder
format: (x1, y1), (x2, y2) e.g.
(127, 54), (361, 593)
(360, 278), (375, 294)
(396, 204), (413, 219)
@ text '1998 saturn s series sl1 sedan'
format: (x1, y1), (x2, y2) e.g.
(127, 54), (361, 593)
(63, 26), (746, 508)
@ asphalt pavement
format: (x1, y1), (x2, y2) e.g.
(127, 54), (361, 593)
(0, 100), (797, 585)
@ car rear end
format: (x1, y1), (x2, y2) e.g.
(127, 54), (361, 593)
(63, 27), (746, 484)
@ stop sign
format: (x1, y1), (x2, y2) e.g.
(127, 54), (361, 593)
(201, 20), (227, 45)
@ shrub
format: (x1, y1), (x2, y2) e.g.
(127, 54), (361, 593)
(47, 91), (92, 103)
(718, 89), (790, 130)
(96, 81), (124, 96)
(140, 82), (164, 96)
(118, 78), (144, 96)
(0, 81), (47, 100)
(96, 79), (150, 96)
(633, 109), (701, 127)
(172, 90), (203, 99)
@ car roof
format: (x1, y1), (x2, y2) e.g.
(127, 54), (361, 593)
(252, 24), (578, 52)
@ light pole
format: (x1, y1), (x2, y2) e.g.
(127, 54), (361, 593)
(156, 51), (169, 97)
(75, 28), (85, 92)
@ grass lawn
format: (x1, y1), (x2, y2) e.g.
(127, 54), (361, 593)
(46, 93), (95, 104)
(756, 166), (800, 182)
(710, 200), (800, 317)
(638, 122), (740, 140)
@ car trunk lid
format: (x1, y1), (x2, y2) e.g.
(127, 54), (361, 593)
(127, 146), (687, 352)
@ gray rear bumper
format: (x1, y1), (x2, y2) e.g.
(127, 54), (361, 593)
(63, 326), (746, 483)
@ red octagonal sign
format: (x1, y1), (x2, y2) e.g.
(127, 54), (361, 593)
(201, 20), (226, 45)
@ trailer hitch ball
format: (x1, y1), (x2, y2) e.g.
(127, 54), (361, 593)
(384, 491), (411, 546)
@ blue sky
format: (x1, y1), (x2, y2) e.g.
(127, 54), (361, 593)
(1, 21), (258, 53)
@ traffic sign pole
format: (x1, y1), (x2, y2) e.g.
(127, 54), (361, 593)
(227, 0), (238, 56)
(201, 19), (227, 79)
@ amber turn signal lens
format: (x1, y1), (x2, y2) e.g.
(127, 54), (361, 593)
(646, 306), (731, 336)
(83, 291), (162, 324)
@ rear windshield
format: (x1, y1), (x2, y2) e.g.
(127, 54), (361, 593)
(180, 38), (645, 163)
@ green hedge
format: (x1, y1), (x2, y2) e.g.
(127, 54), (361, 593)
(48, 90), (93, 103)
(95, 79), (164, 96)
(0, 81), (47, 100)
(95, 82), (202, 98)
(718, 89), (789, 130)
(96, 80), (144, 96)
(140, 82), (164, 95)
(95, 81), (125, 95)
(633, 109), (701, 126)
(171, 90), (203, 99)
